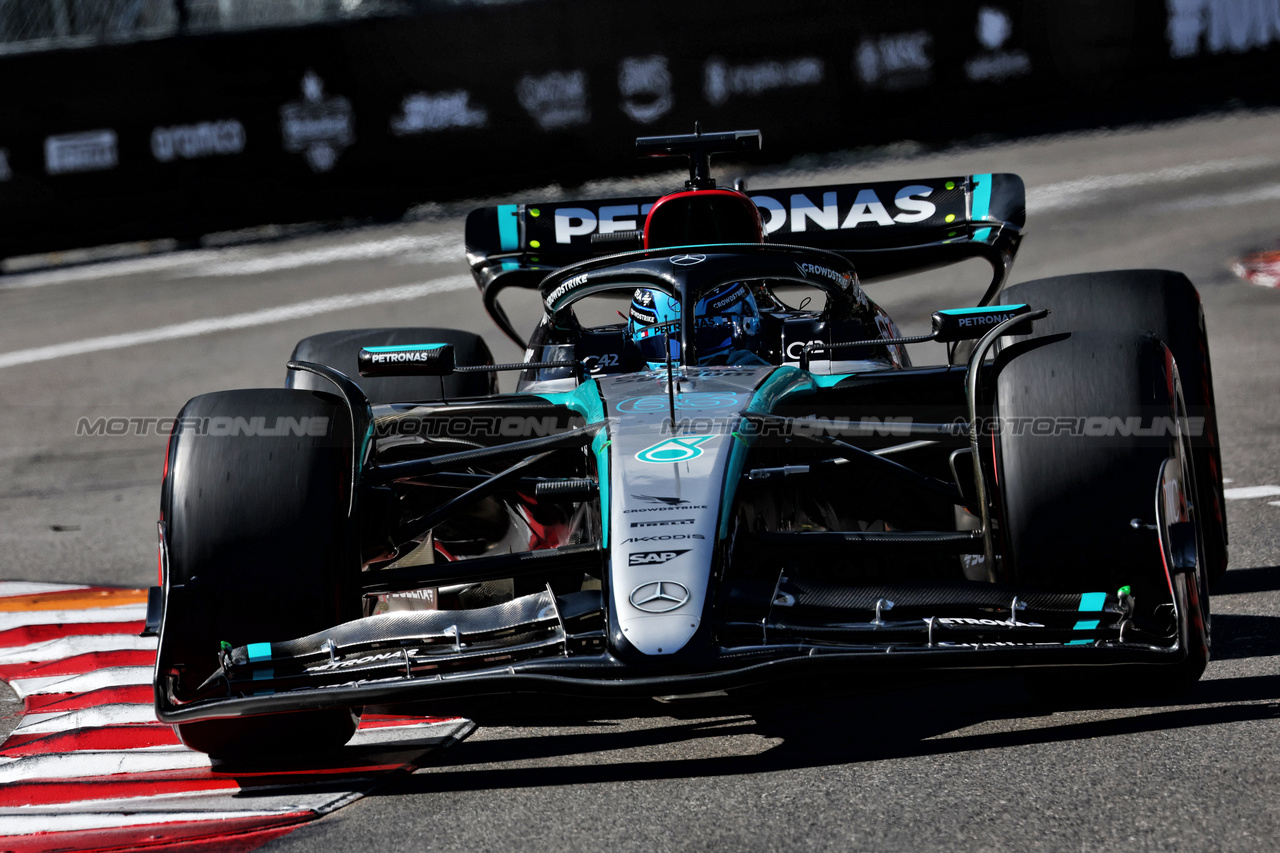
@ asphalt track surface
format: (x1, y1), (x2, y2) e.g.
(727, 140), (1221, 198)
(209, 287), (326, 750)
(2, 109), (1280, 852)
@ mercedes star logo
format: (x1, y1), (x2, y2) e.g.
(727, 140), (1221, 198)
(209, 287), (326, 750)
(670, 253), (706, 266)
(629, 580), (691, 613)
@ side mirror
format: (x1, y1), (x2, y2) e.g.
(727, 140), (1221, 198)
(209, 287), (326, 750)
(358, 343), (455, 377)
(930, 303), (1032, 343)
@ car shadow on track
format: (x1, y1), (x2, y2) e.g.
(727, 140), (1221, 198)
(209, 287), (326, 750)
(373, 586), (1280, 794)
(382, 663), (1280, 794)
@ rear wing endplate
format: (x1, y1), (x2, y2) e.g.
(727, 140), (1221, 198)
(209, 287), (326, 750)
(466, 174), (1025, 346)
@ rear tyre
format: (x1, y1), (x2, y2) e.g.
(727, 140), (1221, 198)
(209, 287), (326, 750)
(997, 270), (1226, 587)
(287, 327), (497, 403)
(994, 330), (1208, 696)
(157, 389), (361, 758)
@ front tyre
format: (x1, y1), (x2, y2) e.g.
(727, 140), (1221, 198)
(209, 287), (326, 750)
(156, 389), (361, 758)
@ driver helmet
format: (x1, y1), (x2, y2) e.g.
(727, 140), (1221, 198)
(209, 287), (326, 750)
(627, 282), (761, 364)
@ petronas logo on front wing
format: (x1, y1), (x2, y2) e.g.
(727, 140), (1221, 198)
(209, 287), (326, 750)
(635, 435), (715, 464)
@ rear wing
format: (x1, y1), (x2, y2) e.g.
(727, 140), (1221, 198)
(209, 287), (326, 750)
(466, 173), (1025, 346)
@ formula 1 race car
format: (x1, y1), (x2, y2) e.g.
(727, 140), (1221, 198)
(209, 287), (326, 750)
(149, 128), (1224, 757)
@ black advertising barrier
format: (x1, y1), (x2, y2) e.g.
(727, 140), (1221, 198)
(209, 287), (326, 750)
(1, 0), (1278, 260)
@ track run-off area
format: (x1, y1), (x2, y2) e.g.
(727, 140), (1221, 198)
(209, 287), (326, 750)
(1, 110), (1279, 852)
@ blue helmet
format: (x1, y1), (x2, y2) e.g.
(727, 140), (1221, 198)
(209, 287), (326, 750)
(627, 282), (761, 364)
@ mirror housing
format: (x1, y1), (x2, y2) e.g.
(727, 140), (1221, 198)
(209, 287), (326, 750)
(358, 343), (455, 377)
(931, 303), (1032, 343)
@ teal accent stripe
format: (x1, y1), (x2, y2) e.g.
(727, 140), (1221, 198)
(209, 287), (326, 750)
(1079, 592), (1107, 612)
(1067, 592), (1108, 645)
(719, 432), (749, 539)
(971, 173), (993, 244)
(531, 379), (605, 424)
(592, 430), (610, 548)
(497, 204), (519, 251)
(937, 304), (1026, 317)
(362, 343), (446, 353)
(971, 173), (992, 220)
(253, 667), (274, 680)
(247, 642), (272, 662)
(812, 373), (855, 388)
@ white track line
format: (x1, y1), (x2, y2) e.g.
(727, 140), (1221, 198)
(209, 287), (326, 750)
(0, 582), (91, 597)
(0, 634), (156, 664)
(0, 808), (303, 834)
(1224, 485), (1280, 500)
(9, 666), (153, 699)
(184, 234), (454, 277)
(1156, 183), (1280, 212)
(0, 275), (473, 370)
(1027, 155), (1280, 213)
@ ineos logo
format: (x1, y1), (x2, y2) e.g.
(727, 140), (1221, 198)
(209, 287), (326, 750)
(670, 254), (706, 266)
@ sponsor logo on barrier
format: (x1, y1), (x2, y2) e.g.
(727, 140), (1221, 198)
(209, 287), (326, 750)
(627, 549), (690, 566)
(965, 6), (1031, 82)
(151, 119), (246, 163)
(619, 55), (673, 124)
(390, 91), (488, 136)
(518, 69), (590, 131)
(280, 70), (354, 173)
(856, 31), (934, 91)
(0, 148), (10, 181)
(704, 56), (824, 106)
(45, 129), (117, 175)
(1167, 0), (1280, 57)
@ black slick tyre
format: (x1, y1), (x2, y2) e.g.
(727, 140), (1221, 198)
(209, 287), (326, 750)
(156, 388), (360, 758)
(993, 330), (1208, 696)
(287, 327), (497, 403)
(997, 270), (1226, 587)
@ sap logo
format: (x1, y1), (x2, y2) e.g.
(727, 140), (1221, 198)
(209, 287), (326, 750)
(628, 549), (689, 566)
(749, 186), (936, 235)
(630, 518), (696, 528)
(555, 203), (655, 243)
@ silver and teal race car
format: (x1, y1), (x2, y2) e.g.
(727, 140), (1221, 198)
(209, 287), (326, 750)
(149, 128), (1223, 757)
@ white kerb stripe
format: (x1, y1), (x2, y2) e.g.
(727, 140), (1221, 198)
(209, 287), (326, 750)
(0, 604), (146, 631)
(0, 275), (472, 370)
(14, 703), (158, 734)
(0, 809), (307, 835)
(0, 634), (157, 664)
(9, 666), (153, 699)
(0, 748), (210, 783)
